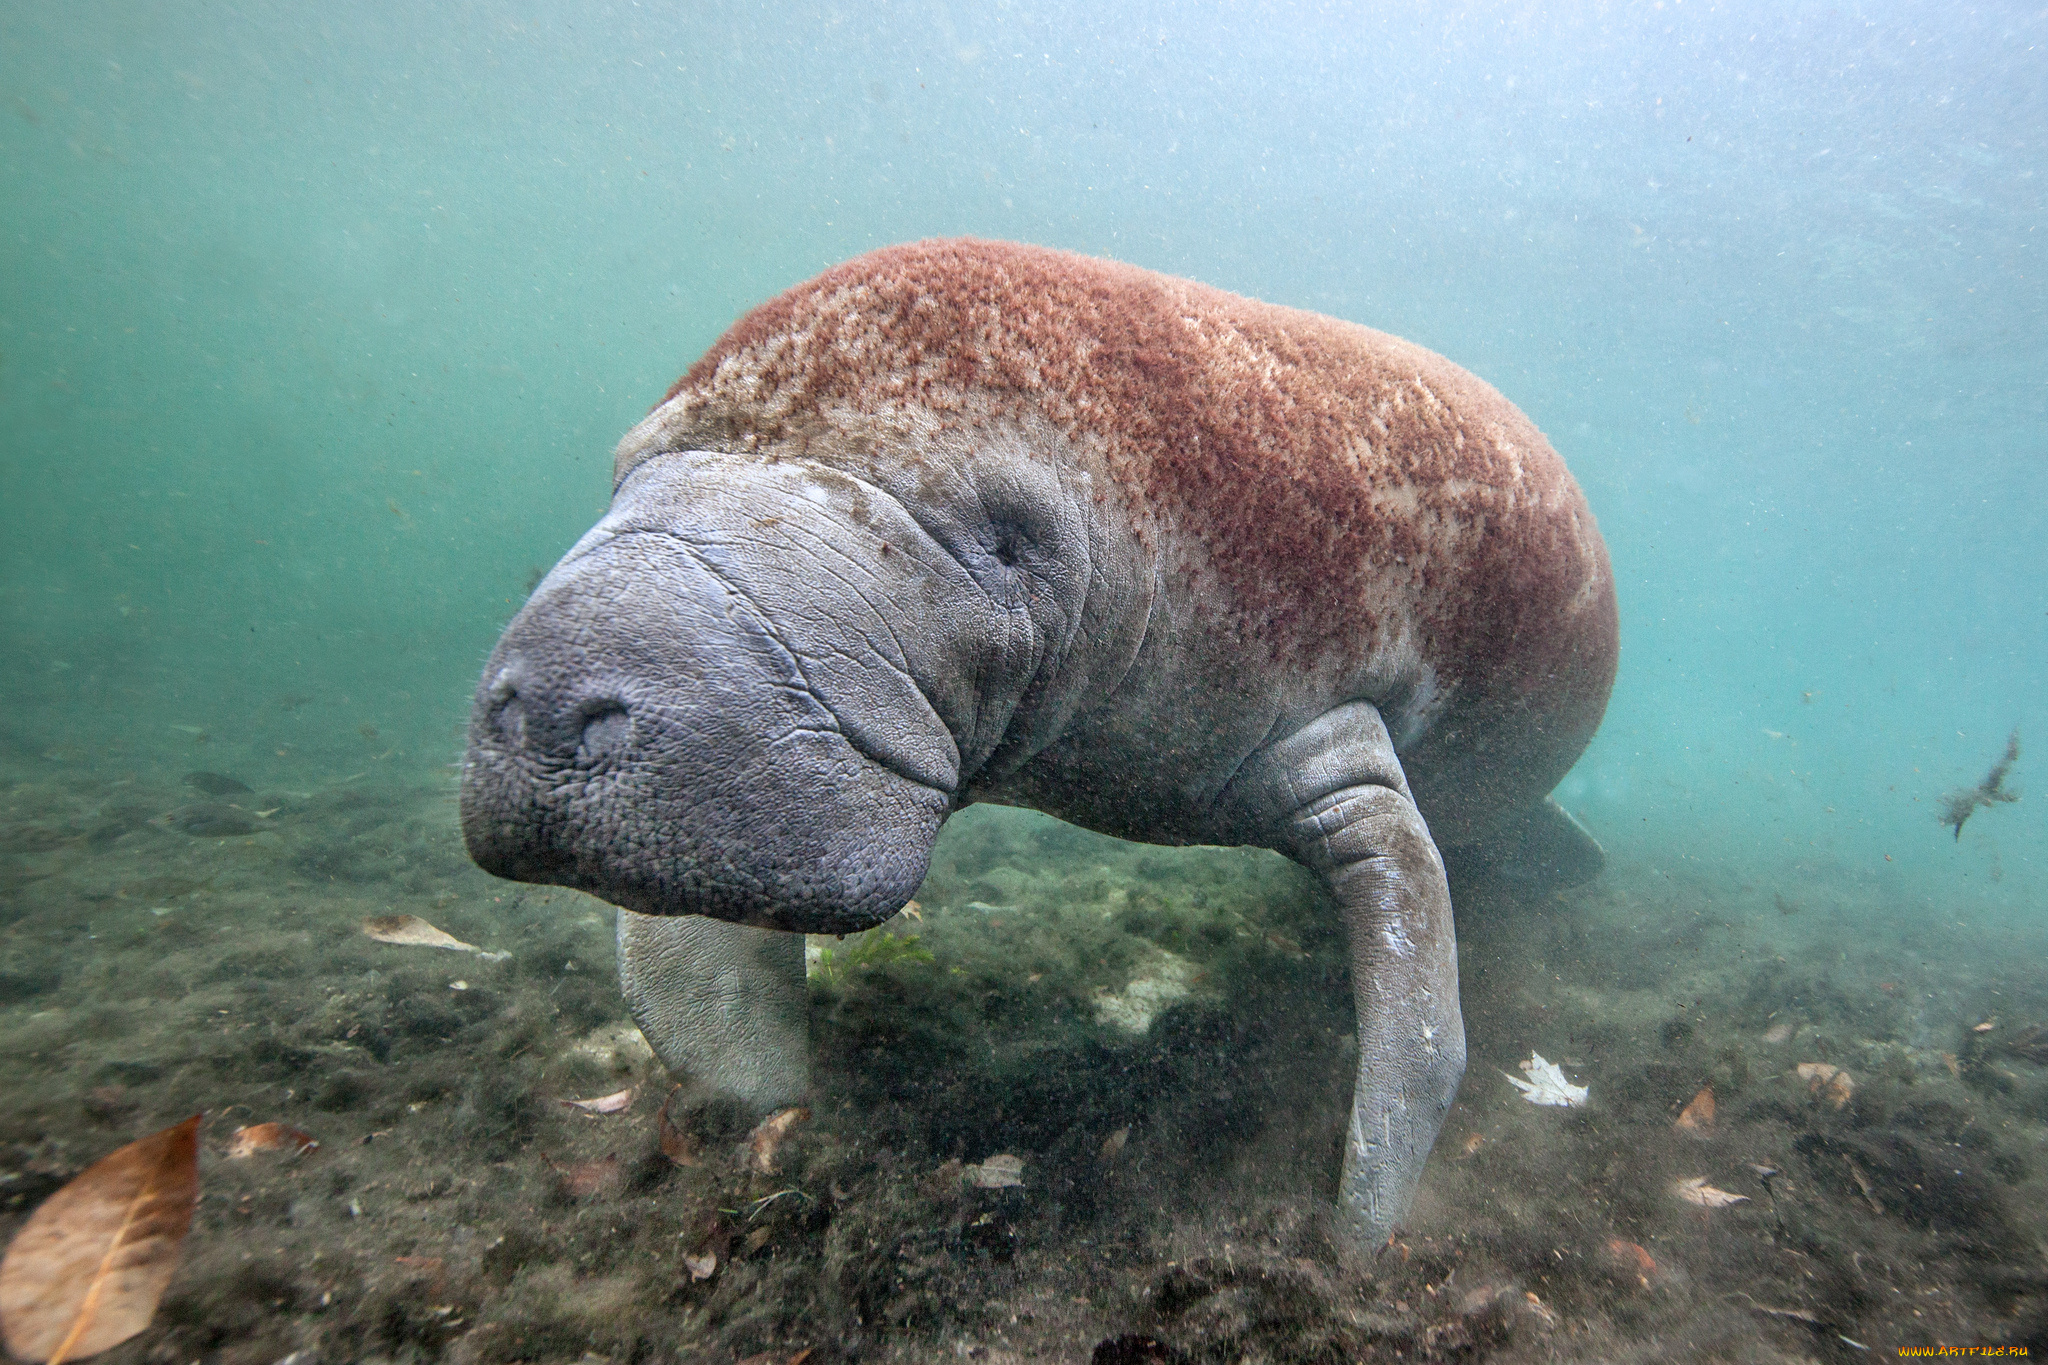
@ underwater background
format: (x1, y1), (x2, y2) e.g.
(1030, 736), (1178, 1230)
(2, 3), (2044, 1362)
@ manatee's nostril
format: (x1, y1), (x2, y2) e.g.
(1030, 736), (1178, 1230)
(484, 666), (525, 741)
(578, 704), (632, 762)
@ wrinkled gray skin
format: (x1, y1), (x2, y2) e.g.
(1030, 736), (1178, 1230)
(463, 432), (1599, 1259)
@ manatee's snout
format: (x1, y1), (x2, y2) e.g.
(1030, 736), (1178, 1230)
(461, 526), (951, 934)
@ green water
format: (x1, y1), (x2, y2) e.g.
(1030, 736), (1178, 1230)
(3, 4), (2044, 1360)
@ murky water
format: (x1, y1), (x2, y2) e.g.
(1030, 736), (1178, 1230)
(3, 4), (2042, 1361)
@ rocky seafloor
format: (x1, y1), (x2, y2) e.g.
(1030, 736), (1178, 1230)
(2, 747), (2045, 1364)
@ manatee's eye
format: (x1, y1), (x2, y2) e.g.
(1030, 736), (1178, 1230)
(991, 528), (1023, 567)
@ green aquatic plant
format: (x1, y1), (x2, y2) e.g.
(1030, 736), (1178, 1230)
(1939, 726), (2020, 841)
(810, 929), (935, 985)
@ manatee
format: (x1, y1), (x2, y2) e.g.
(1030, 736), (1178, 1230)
(461, 239), (1617, 1256)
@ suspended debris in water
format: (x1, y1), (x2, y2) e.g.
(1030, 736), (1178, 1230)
(1504, 1053), (1588, 1107)
(1671, 1176), (1748, 1208)
(1796, 1063), (1855, 1110)
(746, 1107), (810, 1175)
(225, 1122), (319, 1159)
(965, 1154), (1026, 1189)
(1938, 726), (2020, 840)
(360, 914), (509, 961)
(181, 771), (251, 796)
(0, 1116), (201, 1364)
(1673, 1085), (1716, 1137)
(1099, 1127), (1130, 1162)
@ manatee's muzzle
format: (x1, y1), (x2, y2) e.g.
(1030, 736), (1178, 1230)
(459, 531), (949, 934)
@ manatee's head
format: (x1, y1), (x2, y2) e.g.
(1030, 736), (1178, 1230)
(460, 439), (1101, 935)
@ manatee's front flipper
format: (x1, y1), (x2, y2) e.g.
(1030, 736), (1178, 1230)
(616, 910), (809, 1112)
(1444, 796), (1605, 890)
(1234, 702), (1465, 1260)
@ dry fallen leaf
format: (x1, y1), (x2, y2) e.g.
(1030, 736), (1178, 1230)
(682, 1251), (717, 1282)
(1602, 1237), (1659, 1288)
(562, 1088), (635, 1115)
(225, 1122), (319, 1159)
(747, 1107), (811, 1175)
(0, 1115), (202, 1365)
(360, 914), (508, 960)
(1795, 1063), (1854, 1109)
(1672, 1176), (1749, 1208)
(549, 1154), (620, 1199)
(1673, 1085), (1715, 1136)
(1503, 1052), (1588, 1107)
(966, 1154), (1025, 1189)
(657, 1089), (701, 1168)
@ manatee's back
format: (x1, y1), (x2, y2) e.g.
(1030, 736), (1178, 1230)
(645, 238), (1617, 846)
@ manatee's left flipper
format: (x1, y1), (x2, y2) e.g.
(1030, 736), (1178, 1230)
(1444, 796), (1605, 890)
(1232, 701), (1465, 1259)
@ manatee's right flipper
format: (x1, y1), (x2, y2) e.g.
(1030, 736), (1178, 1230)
(615, 910), (809, 1113)
(1231, 701), (1466, 1261)
(1445, 797), (1606, 890)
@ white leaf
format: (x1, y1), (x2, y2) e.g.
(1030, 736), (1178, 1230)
(1503, 1052), (1589, 1107)
(966, 1154), (1025, 1188)
(1672, 1176), (1749, 1208)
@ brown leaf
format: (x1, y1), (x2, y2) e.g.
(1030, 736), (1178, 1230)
(1602, 1237), (1659, 1288)
(657, 1088), (700, 1167)
(361, 913), (477, 951)
(361, 915), (507, 960)
(548, 1154), (620, 1199)
(1795, 1063), (1854, 1109)
(747, 1107), (810, 1175)
(1099, 1127), (1130, 1162)
(0, 1115), (202, 1364)
(681, 1250), (717, 1282)
(225, 1122), (319, 1159)
(561, 1088), (635, 1115)
(1673, 1085), (1715, 1136)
